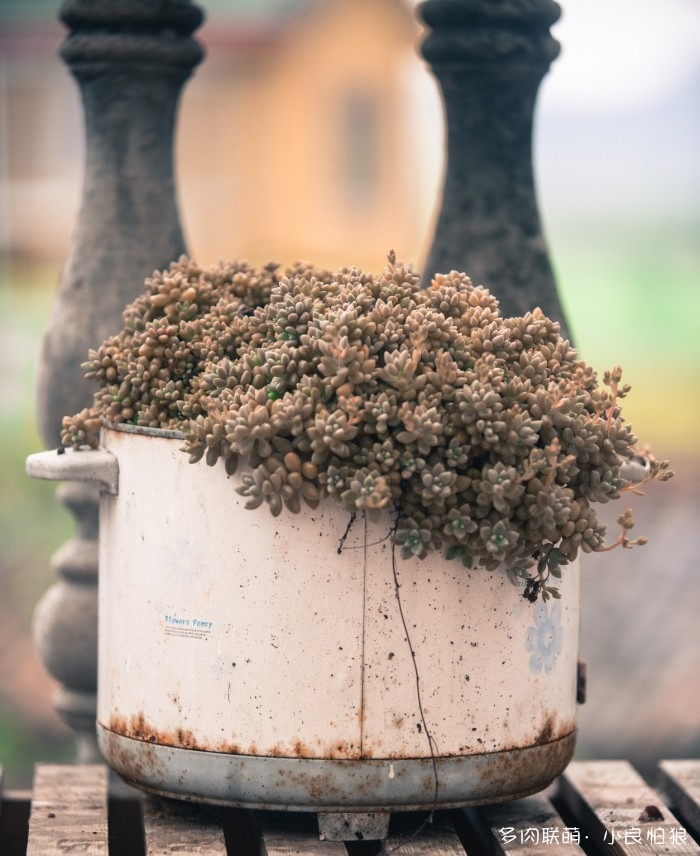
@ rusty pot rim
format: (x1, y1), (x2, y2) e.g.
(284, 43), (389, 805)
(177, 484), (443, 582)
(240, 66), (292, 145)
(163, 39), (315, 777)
(103, 420), (184, 441)
(98, 724), (576, 812)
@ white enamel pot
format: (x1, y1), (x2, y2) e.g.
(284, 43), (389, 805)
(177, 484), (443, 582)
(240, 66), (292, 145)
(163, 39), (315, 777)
(27, 423), (580, 821)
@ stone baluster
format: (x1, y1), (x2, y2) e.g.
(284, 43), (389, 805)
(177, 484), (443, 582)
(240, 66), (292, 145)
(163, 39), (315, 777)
(33, 0), (204, 761)
(419, 0), (569, 334)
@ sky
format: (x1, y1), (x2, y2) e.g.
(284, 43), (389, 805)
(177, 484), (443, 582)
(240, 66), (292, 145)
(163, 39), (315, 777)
(540, 0), (700, 114)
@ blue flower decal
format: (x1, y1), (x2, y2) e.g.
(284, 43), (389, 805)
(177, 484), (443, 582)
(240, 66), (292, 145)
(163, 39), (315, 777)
(526, 598), (563, 674)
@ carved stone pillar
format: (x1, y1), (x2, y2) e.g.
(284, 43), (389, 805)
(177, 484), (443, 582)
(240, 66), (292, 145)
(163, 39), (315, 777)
(33, 0), (204, 760)
(419, 0), (569, 333)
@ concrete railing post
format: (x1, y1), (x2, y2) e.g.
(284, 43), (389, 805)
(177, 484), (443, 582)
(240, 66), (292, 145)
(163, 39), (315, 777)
(33, 0), (204, 761)
(419, 0), (568, 333)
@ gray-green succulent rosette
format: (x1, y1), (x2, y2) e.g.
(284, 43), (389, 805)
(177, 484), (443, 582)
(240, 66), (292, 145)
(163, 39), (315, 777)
(63, 252), (672, 600)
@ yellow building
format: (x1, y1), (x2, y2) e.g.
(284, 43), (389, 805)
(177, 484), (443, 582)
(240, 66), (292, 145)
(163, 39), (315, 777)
(1, 0), (442, 272)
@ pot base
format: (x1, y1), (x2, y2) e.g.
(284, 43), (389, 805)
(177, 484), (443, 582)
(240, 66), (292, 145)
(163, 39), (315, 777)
(98, 723), (575, 816)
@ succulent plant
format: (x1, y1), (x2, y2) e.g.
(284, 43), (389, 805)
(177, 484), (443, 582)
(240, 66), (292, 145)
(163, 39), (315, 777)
(62, 252), (673, 600)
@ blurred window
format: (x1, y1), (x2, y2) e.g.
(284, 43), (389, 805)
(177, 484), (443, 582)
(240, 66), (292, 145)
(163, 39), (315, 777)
(340, 91), (379, 207)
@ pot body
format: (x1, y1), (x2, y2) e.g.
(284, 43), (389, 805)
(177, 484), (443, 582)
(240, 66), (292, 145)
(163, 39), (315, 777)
(95, 424), (578, 810)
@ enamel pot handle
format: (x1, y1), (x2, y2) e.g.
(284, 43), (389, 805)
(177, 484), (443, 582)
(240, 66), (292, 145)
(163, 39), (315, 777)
(26, 448), (119, 495)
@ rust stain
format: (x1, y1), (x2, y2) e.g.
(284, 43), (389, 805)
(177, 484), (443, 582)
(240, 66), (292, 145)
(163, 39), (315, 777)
(524, 732), (575, 793)
(107, 713), (364, 759)
(217, 740), (242, 754)
(108, 713), (242, 755)
(267, 739), (361, 760)
(460, 730), (576, 801)
(102, 715), (577, 809)
(108, 712), (204, 751)
(480, 713), (574, 756)
(107, 707), (574, 765)
(328, 741), (357, 759)
(292, 739), (311, 757)
(305, 774), (341, 802)
(276, 767), (374, 802)
(536, 714), (555, 746)
(101, 725), (167, 787)
(533, 713), (575, 747)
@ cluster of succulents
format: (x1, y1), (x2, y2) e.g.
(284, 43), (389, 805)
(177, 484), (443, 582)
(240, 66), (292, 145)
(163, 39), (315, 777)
(63, 253), (672, 598)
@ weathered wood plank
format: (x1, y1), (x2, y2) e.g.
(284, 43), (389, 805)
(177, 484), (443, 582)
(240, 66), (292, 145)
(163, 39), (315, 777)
(26, 763), (109, 856)
(260, 811), (347, 856)
(659, 761), (700, 838)
(558, 761), (699, 856)
(261, 827), (347, 856)
(261, 811), (464, 856)
(14, 761), (700, 855)
(143, 796), (228, 854)
(471, 794), (585, 856)
(385, 814), (466, 856)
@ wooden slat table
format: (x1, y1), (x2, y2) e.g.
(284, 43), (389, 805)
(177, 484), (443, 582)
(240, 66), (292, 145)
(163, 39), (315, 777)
(0, 760), (698, 855)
